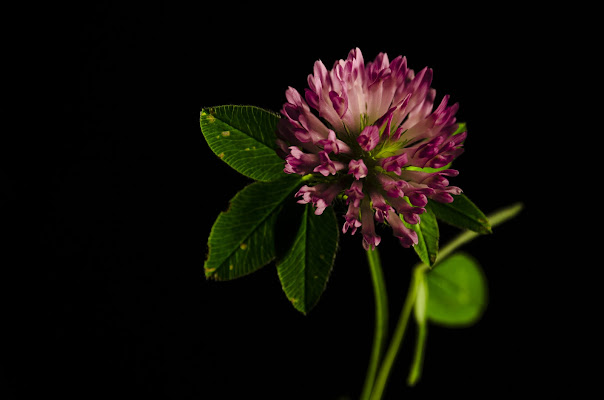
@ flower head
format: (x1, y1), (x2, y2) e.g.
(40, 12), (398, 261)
(277, 48), (464, 249)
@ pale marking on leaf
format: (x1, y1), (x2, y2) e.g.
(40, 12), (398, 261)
(221, 130), (230, 137)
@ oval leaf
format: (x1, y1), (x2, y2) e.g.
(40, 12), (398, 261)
(425, 252), (487, 327)
(428, 194), (491, 234)
(276, 204), (339, 314)
(200, 105), (285, 182)
(204, 175), (302, 280)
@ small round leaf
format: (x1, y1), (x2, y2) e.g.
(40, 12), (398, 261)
(425, 252), (487, 327)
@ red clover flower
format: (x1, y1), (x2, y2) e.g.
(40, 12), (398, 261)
(276, 48), (465, 250)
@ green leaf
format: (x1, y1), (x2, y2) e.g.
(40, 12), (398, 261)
(200, 105), (285, 182)
(276, 204), (339, 314)
(204, 175), (302, 280)
(274, 192), (307, 261)
(425, 252), (487, 327)
(404, 208), (439, 266)
(428, 194), (492, 234)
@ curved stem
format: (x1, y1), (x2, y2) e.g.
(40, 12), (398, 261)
(361, 248), (389, 400)
(368, 202), (524, 397)
(369, 268), (422, 400)
(407, 309), (428, 386)
(436, 202), (524, 266)
(365, 202), (524, 398)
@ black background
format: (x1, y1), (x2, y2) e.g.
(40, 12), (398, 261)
(5, 3), (568, 399)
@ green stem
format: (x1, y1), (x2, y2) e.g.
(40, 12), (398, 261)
(407, 267), (428, 387)
(361, 248), (389, 400)
(407, 313), (428, 386)
(369, 267), (423, 400)
(365, 202), (524, 398)
(436, 202), (524, 265)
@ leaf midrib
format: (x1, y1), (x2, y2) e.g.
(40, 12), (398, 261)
(212, 205), (279, 271)
(208, 178), (300, 272)
(213, 105), (280, 150)
(204, 115), (273, 154)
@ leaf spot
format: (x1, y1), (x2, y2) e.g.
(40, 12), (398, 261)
(204, 267), (216, 273)
(229, 265), (234, 270)
(240, 243), (248, 250)
(244, 148), (250, 151)
(218, 152), (225, 159)
(319, 254), (325, 260)
(290, 298), (298, 303)
(207, 114), (216, 123)
(221, 130), (230, 137)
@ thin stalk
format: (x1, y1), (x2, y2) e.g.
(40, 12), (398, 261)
(436, 202), (524, 265)
(369, 268), (422, 400)
(368, 202), (524, 398)
(361, 248), (389, 400)
(407, 316), (428, 386)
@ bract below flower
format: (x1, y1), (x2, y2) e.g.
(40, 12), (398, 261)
(276, 48), (464, 250)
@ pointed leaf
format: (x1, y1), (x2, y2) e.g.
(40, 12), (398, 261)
(428, 194), (491, 234)
(404, 208), (439, 266)
(425, 252), (487, 327)
(200, 105), (285, 182)
(276, 204), (339, 314)
(204, 175), (302, 280)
